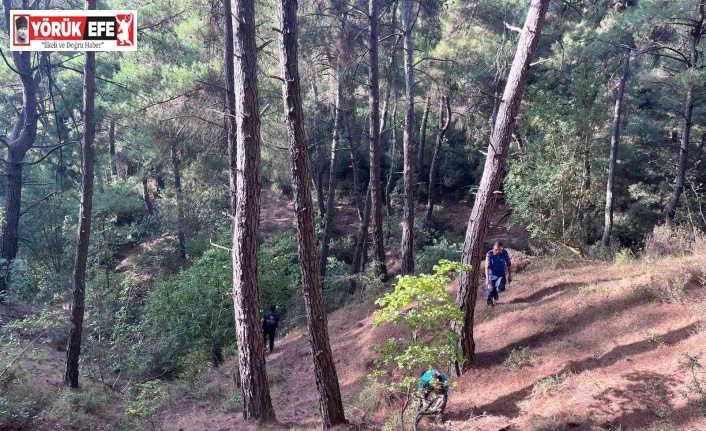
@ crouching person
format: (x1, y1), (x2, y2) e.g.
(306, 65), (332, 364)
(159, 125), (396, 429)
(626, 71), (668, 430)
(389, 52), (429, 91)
(415, 369), (448, 429)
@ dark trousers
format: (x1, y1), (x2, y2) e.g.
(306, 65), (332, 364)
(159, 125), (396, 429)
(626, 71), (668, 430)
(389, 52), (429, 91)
(263, 329), (275, 352)
(486, 276), (506, 303)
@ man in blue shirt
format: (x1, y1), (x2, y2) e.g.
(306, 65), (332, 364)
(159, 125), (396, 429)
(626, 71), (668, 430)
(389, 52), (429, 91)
(486, 241), (512, 307)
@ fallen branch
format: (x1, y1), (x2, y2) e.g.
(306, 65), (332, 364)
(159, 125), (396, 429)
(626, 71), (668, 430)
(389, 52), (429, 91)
(209, 238), (231, 253)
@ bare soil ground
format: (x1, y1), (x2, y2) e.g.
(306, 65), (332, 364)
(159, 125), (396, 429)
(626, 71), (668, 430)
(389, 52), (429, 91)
(154, 253), (706, 431)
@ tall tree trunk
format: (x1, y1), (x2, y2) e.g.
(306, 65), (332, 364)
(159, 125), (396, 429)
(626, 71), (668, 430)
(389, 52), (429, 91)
(229, 0), (275, 421)
(0, 150), (25, 300)
(666, 0), (704, 226)
(223, 0), (245, 397)
(665, 89), (694, 226)
(109, 118), (118, 178)
(581, 135), (591, 243)
(385, 101), (398, 216)
(308, 62), (325, 217)
(368, 0), (387, 280)
(349, 185), (371, 294)
(425, 95), (451, 226)
(0, 5), (45, 300)
(379, 0), (399, 140)
(417, 93), (431, 187)
(400, 0), (415, 275)
(602, 49), (630, 246)
(455, 0), (551, 370)
(490, 80), (503, 128)
(345, 109), (364, 221)
(224, 0), (236, 163)
(347, 114), (363, 221)
(141, 176), (155, 216)
(320, 68), (343, 277)
(65, 0), (96, 386)
(315, 144), (326, 217)
(276, 1), (347, 426)
(170, 142), (187, 264)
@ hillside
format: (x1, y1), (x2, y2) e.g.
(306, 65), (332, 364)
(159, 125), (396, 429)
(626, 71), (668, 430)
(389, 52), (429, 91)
(169, 252), (706, 431)
(5, 247), (706, 431)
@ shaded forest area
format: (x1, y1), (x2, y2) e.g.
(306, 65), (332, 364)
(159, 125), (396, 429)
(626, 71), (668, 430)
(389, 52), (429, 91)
(2, 0), (706, 430)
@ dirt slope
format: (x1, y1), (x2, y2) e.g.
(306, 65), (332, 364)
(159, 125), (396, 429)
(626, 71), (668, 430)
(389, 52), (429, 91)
(160, 253), (706, 431)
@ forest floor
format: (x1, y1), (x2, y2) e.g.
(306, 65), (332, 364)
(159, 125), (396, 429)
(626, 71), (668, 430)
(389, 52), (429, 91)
(156, 251), (706, 431)
(3, 198), (706, 431)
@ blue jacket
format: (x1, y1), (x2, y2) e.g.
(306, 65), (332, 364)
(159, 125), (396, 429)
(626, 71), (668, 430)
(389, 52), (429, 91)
(487, 249), (511, 279)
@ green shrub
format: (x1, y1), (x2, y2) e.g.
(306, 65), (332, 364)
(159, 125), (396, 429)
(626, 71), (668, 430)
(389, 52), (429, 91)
(178, 348), (213, 381)
(193, 381), (223, 401)
(221, 390), (243, 413)
(323, 256), (353, 311)
(504, 346), (535, 370)
(532, 374), (564, 397)
(358, 377), (392, 412)
(632, 269), (687, 304)
(372, 260), (466, 388)
(0, 371), (48, 430)
(614, 248), (636, 265)
(415, 239), (462, 275)
(125, 381), (167, 429)
(3, 259), (35, 303)
(52, 387), (108, 428)
(144, 247), (234, 373)
(258, 231), (301, 316)
(682, 354), (706, 417)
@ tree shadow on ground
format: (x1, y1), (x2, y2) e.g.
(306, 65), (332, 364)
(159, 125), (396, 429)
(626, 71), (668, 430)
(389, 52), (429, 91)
(449, 323), (699, 421)
(472, 281), (680, 370)
(506, 282), (585, 305)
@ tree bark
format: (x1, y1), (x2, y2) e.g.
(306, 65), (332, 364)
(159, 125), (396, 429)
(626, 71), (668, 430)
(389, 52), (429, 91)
(385, 101), (398, 216)
(109, 118), (118, 178)
(141, 176), (155, 216)
(455, 0), (551, 370)
(65, 0), (96, 387)
(276, 1), (347, 426)
(349, 185), (371, 294)
(0, 2), (46, 300)
(425, 95), (451, 226)
(490, 80), (503, 128)
(665, 2), (704, 226)
(665, 89), (694, 226)
(229, 0), (275, 421)
(346, 116), (363, 222)
(417, 93), (431, 187)
(602, 49), (630, 246)
(346, 110), (363, 221)
(315, 133), (326, 218)
(170, 142), (187, 265)
(400, 0), (415, 275)
(320, 67), (343, 277)
(368, 0), (387, 280)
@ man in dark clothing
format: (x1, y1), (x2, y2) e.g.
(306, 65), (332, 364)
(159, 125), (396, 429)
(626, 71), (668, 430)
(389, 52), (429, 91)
(486, 241), (512, 307)
(261, 305), (280, 353)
